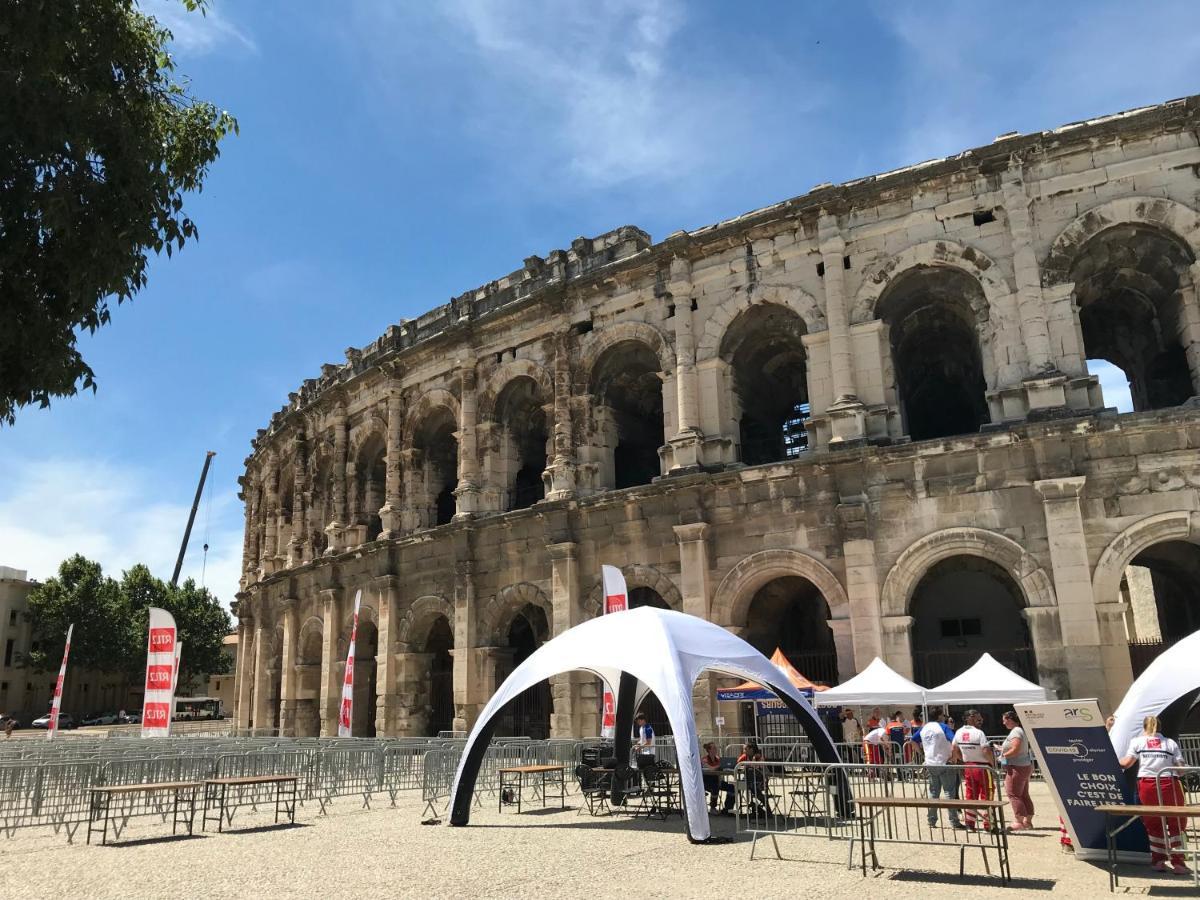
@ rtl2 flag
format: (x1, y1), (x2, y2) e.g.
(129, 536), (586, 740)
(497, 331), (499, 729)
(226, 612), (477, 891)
(167, 641), (182, 736)
(46, 624), (74, 740)
(141, 607), (178, 737)
(599, 565), (628, 739)
(337, 589), (363, 737)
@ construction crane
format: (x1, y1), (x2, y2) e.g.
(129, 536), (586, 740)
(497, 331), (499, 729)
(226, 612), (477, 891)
(171, 451), (216, 587)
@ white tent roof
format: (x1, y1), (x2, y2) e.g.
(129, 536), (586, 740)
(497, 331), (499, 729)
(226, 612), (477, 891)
(925, 653), (1048, 705)
(448, 607), (839, 841)
(1110, 630), (1200, 758)
(814, 657), (927, 706)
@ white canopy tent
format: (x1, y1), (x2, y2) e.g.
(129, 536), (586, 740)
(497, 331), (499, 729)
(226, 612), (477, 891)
(925, 653), (1049, 705)
(448, 607), (844, 841)
(813, 657), (927, 706)
(1110, 629), (1200, 759)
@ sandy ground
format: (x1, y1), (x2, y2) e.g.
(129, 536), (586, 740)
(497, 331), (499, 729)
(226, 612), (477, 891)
(0, 780), (1194, 899)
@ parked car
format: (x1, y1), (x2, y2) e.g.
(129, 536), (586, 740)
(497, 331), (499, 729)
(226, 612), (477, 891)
(122, 711), (141, 725)
(31, 713), (76, 729)
(82, 712), (119, 726)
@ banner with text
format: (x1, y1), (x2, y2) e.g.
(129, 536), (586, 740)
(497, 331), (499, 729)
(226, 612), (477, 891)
(337, 589), (363, 738)
(46, 624), (74, 740)
(167, 641), (182, 736)
(599, 565), (628, 740)
(141, 608), (177, 737)
(1016, 699), (1148, 861)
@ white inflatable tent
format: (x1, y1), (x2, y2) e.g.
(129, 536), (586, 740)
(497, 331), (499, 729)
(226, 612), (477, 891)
(1110, 629), (1200, 759)
(448, 607), (844, 841)
(813, 657), (927, 706)
(925, 653), (1049, 705)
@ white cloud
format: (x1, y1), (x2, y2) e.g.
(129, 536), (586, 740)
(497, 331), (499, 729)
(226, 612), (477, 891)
(138, 0), (256, 57)
(0, 457), (243, 611)
(1087, 359), (1134, 413)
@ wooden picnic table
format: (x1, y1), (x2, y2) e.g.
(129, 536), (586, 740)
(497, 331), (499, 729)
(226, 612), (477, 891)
(202, 774), (299, 833)
(498, 765), (566, 814)
(87, 780), (202, 846)
(1094, 803), (1200, 891)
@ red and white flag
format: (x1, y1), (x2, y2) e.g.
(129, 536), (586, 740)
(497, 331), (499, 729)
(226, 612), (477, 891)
(141, 607), (178, 737)
(337, 589), (362, 737)
(167, 641), (182, 736)
(599, 565), (628, 739)
(46, 624), (74, 740)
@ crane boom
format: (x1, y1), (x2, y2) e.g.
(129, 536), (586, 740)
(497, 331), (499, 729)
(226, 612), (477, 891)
(171, 451), (216, 587)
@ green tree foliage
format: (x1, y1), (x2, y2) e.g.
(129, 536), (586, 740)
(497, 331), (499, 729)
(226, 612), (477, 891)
(0, 0), (237, 424)
(25, 556), (232, 692)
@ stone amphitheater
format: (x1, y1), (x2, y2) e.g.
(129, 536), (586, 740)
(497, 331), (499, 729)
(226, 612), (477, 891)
(233, 95), (1200, 740)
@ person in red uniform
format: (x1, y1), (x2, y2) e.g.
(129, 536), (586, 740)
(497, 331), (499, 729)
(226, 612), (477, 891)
(1120, 715), (1190, 875)
(951, 709), (994, 831)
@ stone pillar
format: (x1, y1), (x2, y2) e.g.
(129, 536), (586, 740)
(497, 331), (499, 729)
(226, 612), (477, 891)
(452, 557), (482, 731)
(318, 587), (342, 736)
(1023, 606), (1069, 699)
(251, 614), (272, 731)
(665, 256), (704, 472)
(235, 613), (254, 730)
(394, 651), (433, 738)
(279, 598), (299, 736)
(547, 541), (586, 737)
(880, 616), (915, 680)
(454, 365), (481, 519)
(374, 574), (399, 735)
(673, 523), (716, 730)
(1096, 601), (1135, 712)
(240, 474), (259, 583)
(260, 456), (279, 572)
(1002, 168), (1054, 376)
(818, 214), (866, 443)
(1033, 477), (1108, 703)
(839, 503), (884, 671)
(828, 618), (855, 684)
(1180, 263), (1200, 396)
(545, 334), (578, 500)
(325, 404), (348, 553)
(287, 434), (308, 566)
(378, 382), (405, 538)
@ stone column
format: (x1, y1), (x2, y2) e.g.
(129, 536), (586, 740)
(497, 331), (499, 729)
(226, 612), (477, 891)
(374, 574), (399, 735)
(240, 474), (259, 583)
(880, 616), (915, 680)
(260, 456), (279, 573)
(452, 557), (482, 731)
(818, 214), (866, 443)
(454, 365), (481, 519)
(828, 618), (855, 684)
(394, 651), (433, 738)
(251, 614), (272, 731)
(1180, 263), (1200, 396)
(673, 523), (717, 730)
(545, 334), (578, 500)
(546, 541), (587, 737)
(279, 598), (299, 736)
(1096, 601), (1135, 711)
(1033, 477), (1108, 703)
(325, 404), (348, 553)
(235, 613), (254, 730)
(1002, 168), (1054, 375)
(288, 434), (308, 566)
(318, 587), (342, 736)
(665, 256), (704, 472)
(1022, 606), (1068, 699)
(839, 503), (884, 670)
(378, 382), (405, 538)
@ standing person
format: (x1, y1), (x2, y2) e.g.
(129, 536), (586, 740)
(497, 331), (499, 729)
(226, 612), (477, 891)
(887, 710), (908, 747)
(1000, 710), (1034, 832)
(905, 709), (925, 764)
(917, 707), (962, 829)
(867, 707), (882, 729)
(632, 712), (655, 765)
(1120, 715), (1190, 874)
(951, 709), (995, 831)
(701, 742), (735, 814)
(840, 708), (862, 745)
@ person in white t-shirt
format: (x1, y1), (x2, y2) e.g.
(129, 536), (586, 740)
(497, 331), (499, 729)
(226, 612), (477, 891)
(862, 724), (890, 766)
(951, 709), (995, 830)
(918, 707), (961, 828)
(1120, 715), (1189, 874)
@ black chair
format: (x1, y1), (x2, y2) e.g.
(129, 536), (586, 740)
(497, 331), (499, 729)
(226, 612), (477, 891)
(634, 762), (682, 821)
(612, 764), (642, 811)
(574, 764), (611, 816)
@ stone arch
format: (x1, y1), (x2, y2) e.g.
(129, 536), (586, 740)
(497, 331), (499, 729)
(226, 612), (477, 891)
(880, 527), (1056, 618)
(402, 388), (461, 444)
(340, 600), (379, 632)
(577, 321), (676, 383)
(1042, 196), (1200, 288)
(296, 615), (324, 663)
(1091, 511), (1195, 606)
(711, 549), (850, 627)
(348, 412), (388, 461)
(849, 240), (1016, 326)
(395, 594), (455, 651)
(583, 564), (684, 619)
(477, 359), (554, 424)
(697, 283), (827, 360)
(481, 582), (553, 645)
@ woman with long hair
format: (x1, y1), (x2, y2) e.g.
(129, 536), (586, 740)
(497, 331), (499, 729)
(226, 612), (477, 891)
(1119, 715), (1190, 875)
(1000, 710), (1034, 832)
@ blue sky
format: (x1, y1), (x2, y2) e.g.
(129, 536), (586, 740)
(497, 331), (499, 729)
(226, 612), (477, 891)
(2, 0), (1196, 606)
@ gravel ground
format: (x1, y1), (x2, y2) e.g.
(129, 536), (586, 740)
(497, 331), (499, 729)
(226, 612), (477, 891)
(0, 780), (1192, 898)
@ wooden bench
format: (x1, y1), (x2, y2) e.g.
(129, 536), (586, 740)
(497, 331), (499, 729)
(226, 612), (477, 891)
(497, 765), (565, 814)
(853, 797), (1009, 882)
(1094, 803), (1200, 891)
(86, 781), (202, 846)
(202, 774), (299, 833)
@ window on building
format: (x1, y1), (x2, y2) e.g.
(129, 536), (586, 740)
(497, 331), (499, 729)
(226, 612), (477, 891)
(3, 639), (12, 667)
(0, 682), (7, 692)
(7, 610), (15, 626)
(939, 617), (982, 638)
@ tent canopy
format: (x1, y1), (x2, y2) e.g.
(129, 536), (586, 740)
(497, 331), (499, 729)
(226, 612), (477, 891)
(814, 657), (927, 706)
(925, 653), (1049, 705)
(448, 607), (844, 841)
(715, 647), (829, 701)
(1110, 629), (1200, 758)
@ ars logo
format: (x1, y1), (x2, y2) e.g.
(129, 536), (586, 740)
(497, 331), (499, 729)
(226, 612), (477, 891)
(1062, 708), (1095, 722)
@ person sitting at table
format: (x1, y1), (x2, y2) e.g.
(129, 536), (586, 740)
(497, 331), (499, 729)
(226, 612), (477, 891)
(1119, 715), (1190, 875)
(737, 739), (769, 815)
(701, 742), (735, 814)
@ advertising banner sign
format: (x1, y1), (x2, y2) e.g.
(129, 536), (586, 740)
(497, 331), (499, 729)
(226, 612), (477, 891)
(599, 565), (628, 740)
(1016, 699), (1148, 861)
(337, 590), (363, 737)
(46, 624), (73, 740)
(141, 608), (178, 738)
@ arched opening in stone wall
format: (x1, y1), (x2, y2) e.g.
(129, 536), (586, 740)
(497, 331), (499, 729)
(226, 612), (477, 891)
(1087, 359), (1135, 413)
(720, 303), (810, 464)
(309, 455), (333, 556)
(590, 340), (664, 490)
(1121, 540), (1200, 676)
(494, 603), (552, 739)
(1071, 225), (1197, 411)
(413, 409), (459, 527)
(294, 628), (323, 737)
(909, 556), (1035, 687)
(355, 434), (387, 541)
(350, 621), (378, 737)
(494, 376), (549, 511)
(424, 617), (455, 737)
(741, 576), (838, 685)
(877, 268), (990, 441)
